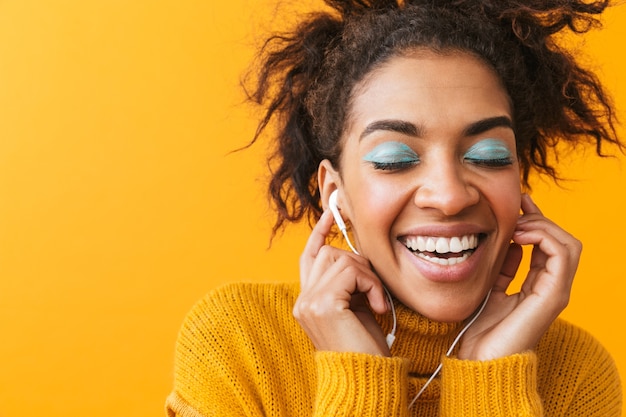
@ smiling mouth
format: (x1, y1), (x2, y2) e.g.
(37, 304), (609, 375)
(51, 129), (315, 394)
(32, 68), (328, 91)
(400, 234), (482, 266)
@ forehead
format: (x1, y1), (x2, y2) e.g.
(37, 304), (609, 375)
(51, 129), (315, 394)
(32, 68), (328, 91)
(346, 50), (511, 132)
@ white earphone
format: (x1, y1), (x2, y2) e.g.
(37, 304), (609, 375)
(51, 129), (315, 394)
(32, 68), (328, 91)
(328, 190), (347, 233)
(328, 190), (360, 255)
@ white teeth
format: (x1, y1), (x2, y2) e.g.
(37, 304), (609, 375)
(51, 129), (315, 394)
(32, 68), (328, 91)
(425, 237), (436, 252)
(435, 238), (449, 253)
(417, 252), (470, 265)
(449, 237), (463, 253)
(403, 234), (480, 267)
(403, 234), (480, 254)
(461, 235), (470, 250)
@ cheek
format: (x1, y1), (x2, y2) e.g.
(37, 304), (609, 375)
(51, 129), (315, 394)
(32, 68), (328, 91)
(490, 177), (521, 234)
(346, 177), (408, 237)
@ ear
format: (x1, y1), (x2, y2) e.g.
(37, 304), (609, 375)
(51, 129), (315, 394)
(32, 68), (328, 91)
(318, 159), (342, 211)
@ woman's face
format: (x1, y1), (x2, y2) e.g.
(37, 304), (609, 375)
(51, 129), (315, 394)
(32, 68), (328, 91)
(321, 50), (521, 322)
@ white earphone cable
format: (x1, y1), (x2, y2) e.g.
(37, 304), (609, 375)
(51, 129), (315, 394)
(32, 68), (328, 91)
(340, 228), (360, 257)
(407, 289), (492, 409)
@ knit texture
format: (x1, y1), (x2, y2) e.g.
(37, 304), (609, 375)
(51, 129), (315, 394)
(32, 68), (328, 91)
(166, 282), (622, 416)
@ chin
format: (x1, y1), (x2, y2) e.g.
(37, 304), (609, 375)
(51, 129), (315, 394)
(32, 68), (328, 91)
(406, 291), (486, 323)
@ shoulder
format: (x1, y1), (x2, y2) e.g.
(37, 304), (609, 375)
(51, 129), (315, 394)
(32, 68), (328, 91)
(184, 281), (300, 322)
(175, 281), (308, 360)
(538, 318), (616, 369)
(179, 281), (301, 340)
(536, 318), (622, 414)
(172, 281), (308, 390)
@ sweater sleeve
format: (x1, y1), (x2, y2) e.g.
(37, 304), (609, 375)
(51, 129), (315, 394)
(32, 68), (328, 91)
(438, 319), (623, 417)
(165, 286), (262, 417)
(561, 340), (622, 417)
(313, 351), (410, 417)
(538, 320), (622, 417)
(439, 352), (543, 417)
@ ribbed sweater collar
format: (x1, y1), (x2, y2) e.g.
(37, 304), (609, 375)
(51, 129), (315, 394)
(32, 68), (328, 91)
(377, 297), (464, 376)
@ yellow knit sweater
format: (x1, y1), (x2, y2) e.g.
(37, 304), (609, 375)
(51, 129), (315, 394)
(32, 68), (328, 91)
(166, 282), (622, 416)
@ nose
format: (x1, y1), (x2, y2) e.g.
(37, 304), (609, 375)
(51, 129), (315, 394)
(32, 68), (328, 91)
(413, 161), (480, 216)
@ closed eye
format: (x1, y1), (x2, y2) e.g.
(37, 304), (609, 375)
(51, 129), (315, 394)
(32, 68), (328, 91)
(363, 141), (420, 171)
(464, 139), (514, 168)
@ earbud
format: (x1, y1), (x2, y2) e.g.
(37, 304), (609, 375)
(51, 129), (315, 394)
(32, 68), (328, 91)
(328, 190), (347, 232)
(328, 190), (357, 254)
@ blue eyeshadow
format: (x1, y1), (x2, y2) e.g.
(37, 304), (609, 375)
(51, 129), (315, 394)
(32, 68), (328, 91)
(363, 142), (419, 164)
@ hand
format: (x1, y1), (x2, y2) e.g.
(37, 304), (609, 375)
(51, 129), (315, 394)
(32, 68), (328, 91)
(293, 209), (391, 356)
(458, 194), (582, 361)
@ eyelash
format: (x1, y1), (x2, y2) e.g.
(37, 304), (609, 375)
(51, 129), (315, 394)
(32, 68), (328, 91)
(371, 157), (512, 171)
(464, 157), (513, 167)
(371, 160), (419, 171)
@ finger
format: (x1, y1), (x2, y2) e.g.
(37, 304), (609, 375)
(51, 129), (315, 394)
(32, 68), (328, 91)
(514, 215), (581, 266)
(303, 209), (334, 258)
(309, 253), (386, 312)
(300, 210), (335, 285)
(352, 285), (389, 317)
(515, 217), (578, 249)
(513, 228), (579, 297)
(512, 210), (580, 304)
(295, 259), (387, 323)
(353, 273), (389, 315)
(492, 242), (523, 293)
(306, 245), (371, 288)
(520, 193), (543, 216)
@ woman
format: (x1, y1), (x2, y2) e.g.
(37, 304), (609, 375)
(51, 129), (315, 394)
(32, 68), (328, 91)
(166, 1), (623, 415)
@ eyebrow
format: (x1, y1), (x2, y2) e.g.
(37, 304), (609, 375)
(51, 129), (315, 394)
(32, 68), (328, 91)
(359, 120), (422, 141)
(462, 116), (513, 136)
(359, 115), (513, 141)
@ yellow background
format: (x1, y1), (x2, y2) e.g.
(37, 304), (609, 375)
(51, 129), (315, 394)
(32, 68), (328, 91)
(0, 1), (624, 416)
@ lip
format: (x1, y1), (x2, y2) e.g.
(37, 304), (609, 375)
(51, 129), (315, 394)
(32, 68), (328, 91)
(396, 224), (490, 283)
